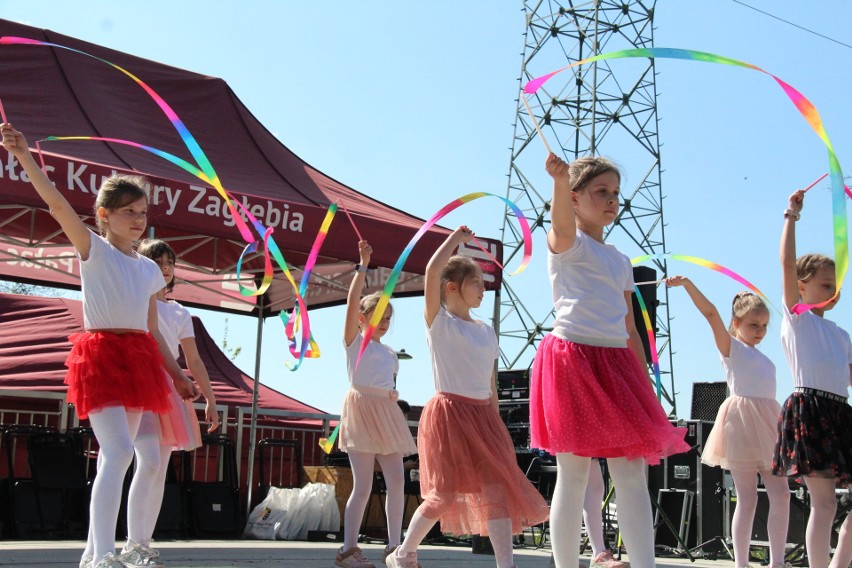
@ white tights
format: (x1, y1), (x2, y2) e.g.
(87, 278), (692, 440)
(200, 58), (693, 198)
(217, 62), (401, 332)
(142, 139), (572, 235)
(551, 453), (655, 568)
(83, 407), (142, 565)
(805, 476), (839, 568)
(343, 450), (405, 551)
(583, 460), (606, 558)
(126, 412), (172, 545)
(399, 509), (515, 568)
(729, 469), (789, 567)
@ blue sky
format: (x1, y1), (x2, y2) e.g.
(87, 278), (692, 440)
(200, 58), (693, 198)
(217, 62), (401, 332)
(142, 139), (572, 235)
(3, 2), (852, 418)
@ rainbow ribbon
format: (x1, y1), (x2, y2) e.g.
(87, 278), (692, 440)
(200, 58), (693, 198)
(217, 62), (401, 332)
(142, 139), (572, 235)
(632, 284), (661, 399)
(357, 192), (533, 366)
(525, 47), (846, 315)
(318, 422), (340, 454)
(4, 37), (326, 369)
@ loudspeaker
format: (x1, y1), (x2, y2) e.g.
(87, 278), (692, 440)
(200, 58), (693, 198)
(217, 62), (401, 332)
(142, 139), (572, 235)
(648, 420), (724, 551)
(725, 486), (808, 547)
(632, 266), (657, 363)
(691, 382), (728, 421)
(653, 488), (693, 549)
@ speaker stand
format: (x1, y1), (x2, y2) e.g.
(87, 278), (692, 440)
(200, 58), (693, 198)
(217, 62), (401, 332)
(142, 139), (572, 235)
(650, 486), (696, 562)
(690, 535), (733, 561)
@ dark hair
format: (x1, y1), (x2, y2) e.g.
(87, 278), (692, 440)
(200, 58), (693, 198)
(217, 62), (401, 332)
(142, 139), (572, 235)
(397, 399), (411, 415)
(94, 175), (149, 235)
(796, 253), (835, 282)
(136, 238), (176, 292)
(568, 156), (621, 192)
(440, 255), (481, 306)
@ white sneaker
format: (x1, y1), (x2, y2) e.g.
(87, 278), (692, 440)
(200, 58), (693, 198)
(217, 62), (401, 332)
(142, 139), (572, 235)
(79, 555), (93, 568)
(385, 549), (420, 568)
(93, 553), (127, 568)
(118, 540), (164, 568)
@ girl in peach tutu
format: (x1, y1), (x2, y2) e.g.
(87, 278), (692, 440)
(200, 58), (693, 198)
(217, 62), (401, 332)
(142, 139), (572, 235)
(336, 239), (417, 568)
(667, 277), (789, 568)
(387, 226), (548, 568)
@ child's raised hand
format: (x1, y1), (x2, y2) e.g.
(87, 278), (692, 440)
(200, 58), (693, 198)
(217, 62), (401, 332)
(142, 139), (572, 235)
(788, 189), (805, 214)
(665, 276), (690, 288)
(545, 152), (570, 181)
(453, 225), (475, 244)
(1, 123), (28, 157)
(358, 240), (372, 265)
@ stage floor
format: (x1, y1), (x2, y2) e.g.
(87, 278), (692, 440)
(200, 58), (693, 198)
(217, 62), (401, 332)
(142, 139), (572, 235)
(0, 540), (737, 567)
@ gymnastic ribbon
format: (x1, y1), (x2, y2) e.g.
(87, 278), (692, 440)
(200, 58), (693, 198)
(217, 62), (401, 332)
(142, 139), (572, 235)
(524, 47), (846, 315)
(1, 36), (327, 369)
(632, 284), (661, 399)
(318, 422), (340, 454)
(356, 192), (533, 367)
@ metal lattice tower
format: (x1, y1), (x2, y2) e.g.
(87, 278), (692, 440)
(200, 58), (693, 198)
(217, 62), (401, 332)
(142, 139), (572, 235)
(498, 0), (677, 413)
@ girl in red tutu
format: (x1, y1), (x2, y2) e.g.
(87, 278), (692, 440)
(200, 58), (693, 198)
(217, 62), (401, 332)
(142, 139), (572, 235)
(387, 226), (549, 568)
(530, 154), (689, 568)
(337, 239), (417, 568)
(772, 189), (852, 568)
(114, 238), (220, 567)
(667, 277), (789, 568)
(1, 124), (197, 568)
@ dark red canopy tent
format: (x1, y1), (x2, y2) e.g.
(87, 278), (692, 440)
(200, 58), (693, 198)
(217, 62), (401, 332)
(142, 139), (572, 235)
(0, 18), (503, 316)
(0, 291), (326, 420)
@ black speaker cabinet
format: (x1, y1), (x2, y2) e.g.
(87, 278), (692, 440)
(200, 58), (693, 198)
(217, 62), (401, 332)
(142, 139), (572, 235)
(725, 486), (809, 547)
(648, 420), (724, 552)
(691, 382), (728, 421)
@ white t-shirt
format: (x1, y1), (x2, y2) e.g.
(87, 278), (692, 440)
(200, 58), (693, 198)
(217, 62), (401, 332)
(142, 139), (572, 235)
(721, 337), (776, 399)
(780, 305), (852, 397)
(549, 229), (634, 347)
(79, 231), (163, 331)
(343, 334), (399, 390)
(426, 308), (499, 400)
(157, 299), (195, 360)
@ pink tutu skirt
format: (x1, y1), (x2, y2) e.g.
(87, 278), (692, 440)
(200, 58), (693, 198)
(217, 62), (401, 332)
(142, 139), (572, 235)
(339, 384), (417, 456)
(702, 395), (780, 471)
(417, 392), (549, 536)
(530, 334), (689, 465)
(157, 370), (203, 451)
(65, 332), (171, 420)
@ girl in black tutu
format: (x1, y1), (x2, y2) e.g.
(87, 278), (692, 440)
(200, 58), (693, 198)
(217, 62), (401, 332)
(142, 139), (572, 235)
(773, 188), (852, 568)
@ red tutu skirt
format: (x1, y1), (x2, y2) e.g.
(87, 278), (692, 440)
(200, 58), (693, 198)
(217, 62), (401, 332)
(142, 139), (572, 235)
(65, 332), (172, 420)
(417, 392), (549, 536)
(530, 334), (688, 465)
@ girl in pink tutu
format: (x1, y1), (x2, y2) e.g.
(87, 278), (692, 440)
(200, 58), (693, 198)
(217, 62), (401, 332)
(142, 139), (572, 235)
(667, 277), (789, 568)
(337, 239), (417, 568)
(531, 154), (689, 568)
(387, 226), (549, 568)
(117, 238), (220, 567)
(1, 124), (197, 568)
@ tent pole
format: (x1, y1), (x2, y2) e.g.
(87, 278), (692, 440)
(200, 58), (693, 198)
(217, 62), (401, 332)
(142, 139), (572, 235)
(245, 294), (264, 512)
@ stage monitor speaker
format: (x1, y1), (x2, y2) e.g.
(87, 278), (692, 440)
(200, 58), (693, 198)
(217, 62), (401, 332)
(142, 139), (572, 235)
(632, 266), (657, 364)
(691, 382), (728, 421)
(648, 420), (724, 552)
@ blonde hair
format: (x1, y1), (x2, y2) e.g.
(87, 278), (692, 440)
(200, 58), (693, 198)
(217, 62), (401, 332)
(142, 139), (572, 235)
(568, 156), (621, 192)
(728, 291), (769, 335)
(440, 255), (481, 306)
(94, 175), (149, 235)
(796, 253), (835, 282)
(359, 291), (392, 317)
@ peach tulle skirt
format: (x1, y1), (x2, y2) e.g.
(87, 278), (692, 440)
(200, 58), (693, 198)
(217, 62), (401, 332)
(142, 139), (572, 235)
(339, 384), (417, 456)
(158, 371), (203, 451)
(702, 395), (780, 471)
(417, 392), (549, 536)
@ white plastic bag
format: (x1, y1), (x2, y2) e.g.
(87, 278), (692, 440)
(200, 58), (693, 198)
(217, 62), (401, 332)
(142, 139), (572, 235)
(243, 487), (299, 540)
